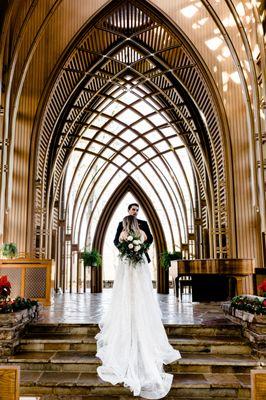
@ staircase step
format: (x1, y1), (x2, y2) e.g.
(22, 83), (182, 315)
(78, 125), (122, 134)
(19, 334), (251, 354)
(19, 371), (251, 399)
(6, 351), (259, 374)
(28, 322), (242, 338)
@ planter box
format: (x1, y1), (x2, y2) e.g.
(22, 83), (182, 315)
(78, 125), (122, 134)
(222, 299), (266, 356)
(0, 306), (39, 357)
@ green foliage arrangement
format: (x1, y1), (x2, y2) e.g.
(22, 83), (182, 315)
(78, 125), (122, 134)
(0, 275), (38, 314)
(160, 250), (182, 269)
(1, 242), (18, 258)
(231, 295), (266, 315)
(81, 248), (102, 267)
(0, 296), (38, 314)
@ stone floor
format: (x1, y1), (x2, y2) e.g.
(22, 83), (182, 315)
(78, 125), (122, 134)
(35, 289), (231, 326)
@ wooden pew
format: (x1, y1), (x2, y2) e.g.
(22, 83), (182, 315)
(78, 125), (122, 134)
(0, 366), (20, 400)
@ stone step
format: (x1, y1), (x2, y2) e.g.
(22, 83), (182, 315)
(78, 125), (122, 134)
(19, 334), (251, 354)
(6, 351), (260, 374)
(19, 371), (251, 399)
(27, 322), (242, 338)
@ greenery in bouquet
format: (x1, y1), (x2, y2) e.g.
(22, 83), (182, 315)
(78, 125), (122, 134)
(231, 295), (266, 315)
(0, 275), (38, 313)
(118, 232), (149, 267)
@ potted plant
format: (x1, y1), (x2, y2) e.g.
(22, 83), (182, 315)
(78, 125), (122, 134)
(81, 248), (102, 267)
(1, 242), (18, 259)
(160, 250), (182, 269)
(169, 251), (182, 261)
(160, 251), (171, 269)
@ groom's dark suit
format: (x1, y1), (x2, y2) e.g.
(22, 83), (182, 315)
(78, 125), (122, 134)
(114, 219), (153, 263)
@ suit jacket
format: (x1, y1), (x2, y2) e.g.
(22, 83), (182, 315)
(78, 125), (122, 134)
(114, 219), (153, 263)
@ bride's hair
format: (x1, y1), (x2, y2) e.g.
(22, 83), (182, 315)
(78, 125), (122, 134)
(122, 215), (141, 236)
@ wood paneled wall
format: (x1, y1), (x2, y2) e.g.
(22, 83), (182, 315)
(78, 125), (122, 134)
(0, 0), (265, 266)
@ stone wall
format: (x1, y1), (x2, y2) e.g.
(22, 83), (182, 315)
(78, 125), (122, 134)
(0, 306), (38, 357)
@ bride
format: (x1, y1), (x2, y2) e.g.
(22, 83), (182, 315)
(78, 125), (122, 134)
(95, 215), (181, 399)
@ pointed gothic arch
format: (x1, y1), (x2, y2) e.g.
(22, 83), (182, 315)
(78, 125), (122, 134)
(92, 176), (168, 293)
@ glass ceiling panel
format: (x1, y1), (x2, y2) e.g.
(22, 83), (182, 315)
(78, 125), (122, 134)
(155, 141), (171, 153)
(116, 109), (140, 124)
(83, 128), (98, 139)
(133, 120), (153, 133)
(161, 126), (178, 137)
(96, 132), (113, 144)
(111, 138), (125, 151)
(104, 101), (124, 116)
(148, 114), (166, 126)
(169, 135), (183, 147)
(133, 101), (154, 115)
(75, 138), (88, 149)
(101, 148), (116, 158)
(142, 147), (157, 158)
(105, 120), (124, 134)
(131, 154), (146, 165)
(112, 153), (127, 165)
(122, 146), (136, 158)
(119, 129), (138, 142)
(96, 98), (112, 112)
(93, 115), (109, 127)
(88, 142), (104, 153)
(123, 161), (135, 173)
(145, 131), (162, 142)
(119, 91), (139, 105)
(133, 137), (147, 150)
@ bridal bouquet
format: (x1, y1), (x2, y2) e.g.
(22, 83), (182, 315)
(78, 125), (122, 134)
(118, 233), (149, 267)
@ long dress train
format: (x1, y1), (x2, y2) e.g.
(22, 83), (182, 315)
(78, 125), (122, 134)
(95, 256), (181, 399)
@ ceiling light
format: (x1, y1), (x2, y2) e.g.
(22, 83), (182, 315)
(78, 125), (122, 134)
(222, 15), (236, 27)
(222, 47), (231, 58)
(236, 3), (245, 17)
(198, 17), (208, 26)
(205, 37), (223, 51)
(217, 55), (224, 62)
(252, 44), (260, 59)
(230, 71), (241, 84)
(180, 5), (198, 18)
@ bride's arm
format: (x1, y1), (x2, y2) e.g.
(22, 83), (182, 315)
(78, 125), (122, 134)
(140, 230), (147, 242)
(119, 230), (127, 242)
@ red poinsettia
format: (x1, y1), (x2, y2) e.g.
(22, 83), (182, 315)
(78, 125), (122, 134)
(258, 280), (266, 293)
(0, 275), (11, 299)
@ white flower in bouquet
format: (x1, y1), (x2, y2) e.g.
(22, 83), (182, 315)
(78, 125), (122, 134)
(128, 243), (134, 249)
(127, 235), (133, 241)
(133, 239), (140, 245)
(134, 245), (141, 252)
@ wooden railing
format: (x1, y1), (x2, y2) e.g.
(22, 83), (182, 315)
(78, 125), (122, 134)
(0, 258), (52, 305)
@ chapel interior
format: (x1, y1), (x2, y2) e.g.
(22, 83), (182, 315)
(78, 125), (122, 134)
(0, 0), (266, 399)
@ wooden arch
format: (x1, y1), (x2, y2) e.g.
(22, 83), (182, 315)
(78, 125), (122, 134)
(92, 176), (168, 294)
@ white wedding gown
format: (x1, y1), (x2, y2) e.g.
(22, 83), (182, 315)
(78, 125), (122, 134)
(95, 254), (181, 399)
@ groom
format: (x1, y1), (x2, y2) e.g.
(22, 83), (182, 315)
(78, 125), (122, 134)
(114, 203), (153, 262)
